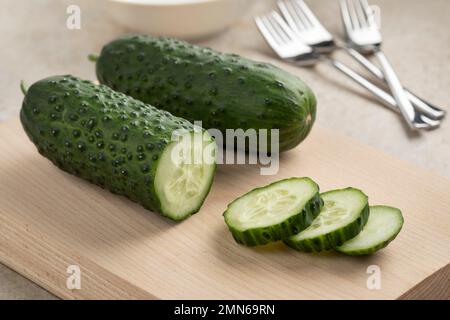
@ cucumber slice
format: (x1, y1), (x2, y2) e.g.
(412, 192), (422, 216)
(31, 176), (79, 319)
(336, 206), (403, 255)
(223, 177), (323, 246)
(284, 188), (369, 252)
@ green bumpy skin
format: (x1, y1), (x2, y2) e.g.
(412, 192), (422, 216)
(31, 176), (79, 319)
(95, 34), (317, 152)
(223, 178), (324, 247)
(283, 188), (370, 252)
(20, 75), (215, 221)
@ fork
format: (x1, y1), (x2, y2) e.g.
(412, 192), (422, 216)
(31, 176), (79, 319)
(278, 0), (444, 122)
(340, 0), (424, 130)
(255, 12), (438, 129)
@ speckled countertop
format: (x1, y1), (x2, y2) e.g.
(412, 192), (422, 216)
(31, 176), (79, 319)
(1, 0), (449, 299)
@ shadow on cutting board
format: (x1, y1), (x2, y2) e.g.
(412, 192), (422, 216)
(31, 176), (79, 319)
(211, 217), (384, 279)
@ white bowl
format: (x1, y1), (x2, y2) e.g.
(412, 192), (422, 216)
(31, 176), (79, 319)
(103, 0), (253, 40)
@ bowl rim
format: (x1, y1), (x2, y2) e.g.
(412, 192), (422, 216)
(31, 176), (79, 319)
(107, 0), (226, 6)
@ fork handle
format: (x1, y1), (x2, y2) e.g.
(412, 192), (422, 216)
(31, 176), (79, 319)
(345, 48), (445, 120)
(323, 57), (439, 129)
(374, 51), (424, 130)
(326, 58), (396, 110)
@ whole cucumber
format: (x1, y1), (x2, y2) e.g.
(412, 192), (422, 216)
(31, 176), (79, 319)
(94, 35), (317, 152)
(20, 75), (216, 221)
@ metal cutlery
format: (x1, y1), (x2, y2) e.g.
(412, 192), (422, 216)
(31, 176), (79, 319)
(255, 11), (439, 129)
(339, 0), (425, 130)
(278, 0), (445, 121)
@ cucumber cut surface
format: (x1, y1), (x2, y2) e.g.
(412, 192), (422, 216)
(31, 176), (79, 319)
(284, 188), (369, 252)
(223, 177), (323, 246)
(336, 206), (403, 255)
(155, 131), (216, 220)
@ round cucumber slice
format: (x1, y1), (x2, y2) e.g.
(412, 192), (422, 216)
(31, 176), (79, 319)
(284, 188), (369, 252)
(223, 177), (323, 246)
(336, 205), (403, 255)
(155, 130), (216, 220)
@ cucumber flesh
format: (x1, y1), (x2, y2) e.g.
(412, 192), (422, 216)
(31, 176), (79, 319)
(284, 188), (369, 252)
(336, 206), (403, 255)
(223, 177), (323, 246)
(155, 131), (216, 220)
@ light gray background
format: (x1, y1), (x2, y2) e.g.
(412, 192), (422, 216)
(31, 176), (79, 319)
(1, 0), (449, 299)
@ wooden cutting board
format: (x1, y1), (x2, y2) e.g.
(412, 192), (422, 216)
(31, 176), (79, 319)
(0, 118), (449, 299)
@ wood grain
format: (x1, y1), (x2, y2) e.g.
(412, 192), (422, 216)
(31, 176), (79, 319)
(398, 264), (450, 300)
(0, 119), (449, 299)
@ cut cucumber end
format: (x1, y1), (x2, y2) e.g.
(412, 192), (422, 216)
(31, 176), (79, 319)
(155, 130), (216, 220)
(284, 188), (369, 252)
(336, 205), (403, 255)
(224, 177), (323, 246)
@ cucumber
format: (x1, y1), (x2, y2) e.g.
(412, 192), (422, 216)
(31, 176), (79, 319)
(20, 75), (216, 221)
(93, 34), (317, 152)
(284, 188), (369, 252)
(223, 177), (323, 246)
(336, 206), (403, 255)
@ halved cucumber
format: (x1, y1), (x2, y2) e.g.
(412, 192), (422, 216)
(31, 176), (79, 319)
(155, 130), (216, 220)
(336, 206), (403, 255)
(223, 177), (323, 246)
(20, 75), (217, 221)
(284, 188), (369, 252)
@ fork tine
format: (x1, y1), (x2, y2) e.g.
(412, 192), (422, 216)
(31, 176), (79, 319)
(262, 14), (286, 45)
(353, 0), (368, 28)
(255, 15), (282, 50)
(359, 0), (377, 28)
(278, 1), (304, 32)
(256, 10), (314, 60)
(266, 13), (291, 44)
(347, 0), (362, 29)
(280, 1), (309, 31)
(295, 0), (323, 29)
(359, 0), (371, 11)
(291, 0), (313, 28)
(339, 0), (355, 31)
(271, 11), (299, 41)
